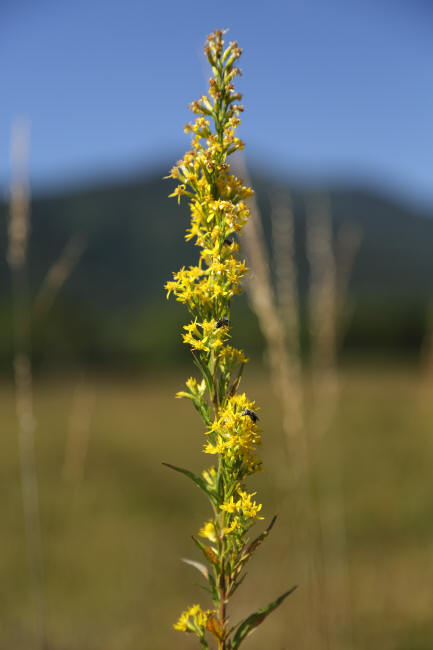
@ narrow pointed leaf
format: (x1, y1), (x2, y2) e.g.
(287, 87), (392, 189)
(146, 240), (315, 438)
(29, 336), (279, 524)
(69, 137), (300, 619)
(191, 534), (209, 552)
(196, 584), (214, 596)
(193, 401), (211, 425)
(228, 572), (247, 598)
(181, 557), (208, 579)
(229, 361), (245, 396)
(218, 371), (229, 403)
(162, 462), (208, 494)
(246, 515), (277, 555)
(231, 586), (297, 649)
(233, 516), (278, 581)
(192, 352), (213, 395)
(176, 389), (211, 425)
(217, 466), (224, 502)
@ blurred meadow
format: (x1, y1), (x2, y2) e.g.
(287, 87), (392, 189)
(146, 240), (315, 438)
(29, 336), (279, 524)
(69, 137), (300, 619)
(2, 368), (433, 649)
(2, 1), (433, 649)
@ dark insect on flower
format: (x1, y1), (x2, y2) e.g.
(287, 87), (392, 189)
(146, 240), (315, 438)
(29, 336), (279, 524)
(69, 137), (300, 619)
(223, 238), (233, 246)
(241, 409), (259, 423)
(216, 317), (230, 328)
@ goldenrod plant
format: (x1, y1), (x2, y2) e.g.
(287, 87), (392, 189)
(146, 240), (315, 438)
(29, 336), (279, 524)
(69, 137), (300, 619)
(164, 30), (296, 649)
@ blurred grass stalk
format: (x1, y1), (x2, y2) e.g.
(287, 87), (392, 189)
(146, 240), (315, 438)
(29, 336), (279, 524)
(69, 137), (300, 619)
(306, 195), (354, 650)
(235, 156), (318, 647)
(306, 196), (338, 436)
(7, 121), (89, 648)
(239, 157), (360, 649)
(33, 232), (87, 320)
(7, 119), (47, 649)
(234, 157), (305, 465)
(62, 374), (94, 484)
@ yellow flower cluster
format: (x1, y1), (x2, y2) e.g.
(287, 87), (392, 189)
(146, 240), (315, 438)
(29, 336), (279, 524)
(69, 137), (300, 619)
(220, 490), (264, 535)
(217, 344), (249, 371)
(220, 490), (263, 519)
(204, 394), (262, 475)
(182, 318), (229, 353)
(199, 489), (263, 540)
(164, 31), (252, 326)
(168, 31), (279, 645)
(173, 604), (213, 633)
(165, 256), (248, 317)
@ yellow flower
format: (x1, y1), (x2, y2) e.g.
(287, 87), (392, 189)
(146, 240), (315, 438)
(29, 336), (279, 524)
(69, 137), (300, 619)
(202, 466), (216, 486)
(218, 345), (248, 369)
(224, 516), (240, 535)
(173, 611), (190, 632)
(236, 489), (264, 520)
(199, 520), (217, 543)
(220, 496), (237, 514)
(173, 604), (212, 633)
(185, 376), (198, 392)
(182, 332), (207, 351)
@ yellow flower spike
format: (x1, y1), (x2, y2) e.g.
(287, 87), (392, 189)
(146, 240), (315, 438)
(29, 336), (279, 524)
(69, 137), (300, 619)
(167, 30), (292, 647)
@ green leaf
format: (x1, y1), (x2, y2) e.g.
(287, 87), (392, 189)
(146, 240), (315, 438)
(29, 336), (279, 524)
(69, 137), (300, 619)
(216, 465), (224, 502)
(231, 517), (278, 594)
(228, 361), (246, 397)
(218, 371), (229, 404)
(192, 352), (213, 396)
(162, 462), (208, 495)
(228, 572), (247, 598)
(191, 396), (211, 425)
(231, 586), (298, 649)
(246, 515), (277, 555)
(176, 391), (209, 421)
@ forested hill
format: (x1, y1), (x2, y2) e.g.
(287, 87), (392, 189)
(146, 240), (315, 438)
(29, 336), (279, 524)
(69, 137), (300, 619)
(0, 168), (432, 366)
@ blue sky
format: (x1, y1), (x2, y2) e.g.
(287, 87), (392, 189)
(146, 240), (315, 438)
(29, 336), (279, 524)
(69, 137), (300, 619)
(1, 0), (433, 204)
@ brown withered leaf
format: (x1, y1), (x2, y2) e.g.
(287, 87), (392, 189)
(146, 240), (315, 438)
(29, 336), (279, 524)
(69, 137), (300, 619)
(204, 546), (218, 565)
(206, 614), (224, 640)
